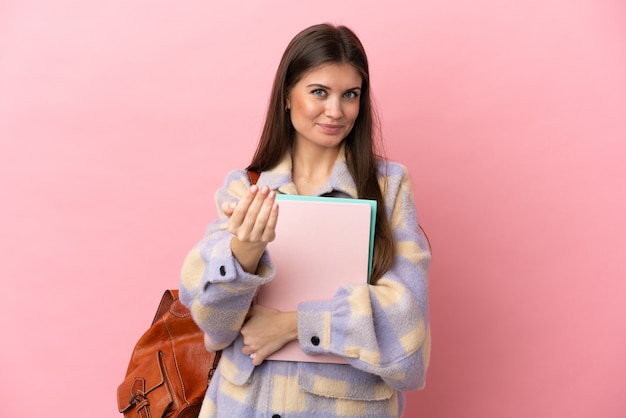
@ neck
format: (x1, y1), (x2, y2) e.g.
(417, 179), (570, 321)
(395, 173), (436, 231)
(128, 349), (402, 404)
(291, 141), (340, 195)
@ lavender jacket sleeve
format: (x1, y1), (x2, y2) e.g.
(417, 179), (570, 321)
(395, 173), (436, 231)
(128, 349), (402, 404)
(179, 170), (275, 351)
(297, 163), (431, 391)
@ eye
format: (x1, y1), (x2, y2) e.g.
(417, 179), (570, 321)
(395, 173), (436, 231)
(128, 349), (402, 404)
(311, 88), (327, 96)
(343, 90), (359, 99)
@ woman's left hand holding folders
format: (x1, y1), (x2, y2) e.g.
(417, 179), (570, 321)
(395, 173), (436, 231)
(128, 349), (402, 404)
(240, 304), (298, 366)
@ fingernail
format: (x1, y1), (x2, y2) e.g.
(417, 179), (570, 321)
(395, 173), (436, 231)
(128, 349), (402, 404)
(250, 353), (256, 359)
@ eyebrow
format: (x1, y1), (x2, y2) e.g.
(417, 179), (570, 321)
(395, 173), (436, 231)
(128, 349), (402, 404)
(306, 83), (362, 91)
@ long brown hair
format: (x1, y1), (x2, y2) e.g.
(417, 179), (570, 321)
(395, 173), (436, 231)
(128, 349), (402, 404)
(247, 23), (394, 283)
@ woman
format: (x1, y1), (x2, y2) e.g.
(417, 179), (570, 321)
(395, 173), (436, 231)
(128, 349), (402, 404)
(180, 23), (431, 418)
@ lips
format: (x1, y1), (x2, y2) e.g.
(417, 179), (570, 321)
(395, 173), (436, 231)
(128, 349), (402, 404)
(318, 123), (343, 134)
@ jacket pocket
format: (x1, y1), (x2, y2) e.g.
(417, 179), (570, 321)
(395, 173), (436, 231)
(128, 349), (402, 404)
(217, 343), (256, 386)
(296, 362), (394, 401)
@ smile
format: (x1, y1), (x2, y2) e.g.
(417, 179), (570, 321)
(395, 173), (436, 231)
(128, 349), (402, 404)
(318, 123), (343, 134)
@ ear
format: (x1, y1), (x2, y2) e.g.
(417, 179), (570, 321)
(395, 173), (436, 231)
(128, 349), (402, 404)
(285, 97), (291, 110)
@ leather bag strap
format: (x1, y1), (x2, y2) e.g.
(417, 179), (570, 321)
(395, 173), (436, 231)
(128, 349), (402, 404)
(247, 170), (260, 186)
(152, 290), (176, 325)
(129, 379), (151, 418)
(208, 350), (222, 383)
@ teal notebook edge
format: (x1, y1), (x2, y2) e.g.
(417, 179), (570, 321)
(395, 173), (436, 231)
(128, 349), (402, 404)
(275, 194), (377, 282)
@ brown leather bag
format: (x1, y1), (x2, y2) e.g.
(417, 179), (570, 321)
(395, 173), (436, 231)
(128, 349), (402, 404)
(117, 289), (221, 418)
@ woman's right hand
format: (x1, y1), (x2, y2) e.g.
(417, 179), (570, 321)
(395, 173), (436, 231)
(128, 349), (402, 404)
(222, 185), (279, 273)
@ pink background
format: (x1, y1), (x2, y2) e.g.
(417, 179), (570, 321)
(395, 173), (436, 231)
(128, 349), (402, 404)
(1, 1), (625, 417)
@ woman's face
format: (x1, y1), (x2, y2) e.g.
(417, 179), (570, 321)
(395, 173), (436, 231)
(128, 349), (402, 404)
(286, 63), (362, 150)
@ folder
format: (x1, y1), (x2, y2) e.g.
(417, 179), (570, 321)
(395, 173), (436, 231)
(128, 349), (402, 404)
(255, 195), (377, 363)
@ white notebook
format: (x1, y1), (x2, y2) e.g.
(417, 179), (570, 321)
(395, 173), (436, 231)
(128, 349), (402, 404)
(256, 194), (376, 363)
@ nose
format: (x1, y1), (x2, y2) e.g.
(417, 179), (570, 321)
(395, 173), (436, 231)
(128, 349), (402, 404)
(324, 97), (343, 119)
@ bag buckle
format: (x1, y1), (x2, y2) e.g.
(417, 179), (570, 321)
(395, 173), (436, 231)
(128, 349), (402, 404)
(128, 392), (144, 406)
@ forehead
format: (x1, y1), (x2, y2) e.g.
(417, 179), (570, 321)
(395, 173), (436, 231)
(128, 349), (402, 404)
(296, 63), (362, 87)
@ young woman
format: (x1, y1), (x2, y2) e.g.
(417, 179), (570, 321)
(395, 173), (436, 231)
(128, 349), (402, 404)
(180, 23), (431, 418)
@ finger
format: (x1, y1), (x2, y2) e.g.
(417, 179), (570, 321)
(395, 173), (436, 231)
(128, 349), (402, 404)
(238, 187), (272, 241)
(244, 309), (253, 321)
(249, 191), (277, 240)
(246, 305), (259, 318)
(221, 201), (237, 217)
(251, 352), (264, 366)
(261, 201), (279, 242)
(229, 185), (259, 230)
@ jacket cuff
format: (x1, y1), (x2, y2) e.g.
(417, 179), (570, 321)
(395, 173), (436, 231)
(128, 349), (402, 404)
(298, 300), (334, 355)
(205, 236), (274, 289)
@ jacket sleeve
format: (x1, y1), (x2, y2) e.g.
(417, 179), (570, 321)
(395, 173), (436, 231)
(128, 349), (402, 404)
(297, 163), (431, 391)
(179, 169), (275, 351)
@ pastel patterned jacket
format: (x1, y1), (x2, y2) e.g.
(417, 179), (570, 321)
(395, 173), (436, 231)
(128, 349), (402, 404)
(179, 149), (431, 417)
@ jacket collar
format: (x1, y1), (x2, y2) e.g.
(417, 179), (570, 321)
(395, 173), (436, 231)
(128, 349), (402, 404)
(256, 145), (358, 198)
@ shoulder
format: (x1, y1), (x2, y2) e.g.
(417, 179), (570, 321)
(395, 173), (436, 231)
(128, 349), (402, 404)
(214, 169), (252, 202)
(376, 158), (410, 179)
(222, 168), (250, 184)
(376, 158), (413, 192)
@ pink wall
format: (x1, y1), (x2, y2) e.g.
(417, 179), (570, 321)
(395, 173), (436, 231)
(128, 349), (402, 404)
(1, 1), (625, 417)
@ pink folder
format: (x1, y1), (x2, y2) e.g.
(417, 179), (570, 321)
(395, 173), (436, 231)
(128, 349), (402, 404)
(256, 195), (376, 363)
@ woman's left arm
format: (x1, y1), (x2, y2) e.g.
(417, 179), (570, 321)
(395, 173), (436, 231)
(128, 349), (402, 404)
(298, 163), (432, 391)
